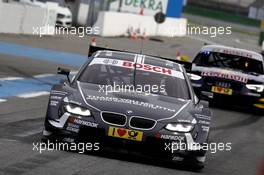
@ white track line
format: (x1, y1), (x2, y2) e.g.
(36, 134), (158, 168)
(0, 72), (77, 81)
(0, 99), (7, 103)
(71, 71), (78, 75)
(0, 73), (58, 81)
(15, 128), (43, 137)
(0, 77), (24, 81)
(17, 91), (50, 98)
(0, 139), (19, 144)
(34, 74), (55, 78)
(186, 35), (217, 45)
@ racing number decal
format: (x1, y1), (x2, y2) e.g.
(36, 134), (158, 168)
(108, 127), (143, 141)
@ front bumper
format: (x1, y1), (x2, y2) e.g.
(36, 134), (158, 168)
(193, 85), (264, 110)
(44, 113), (206, 163)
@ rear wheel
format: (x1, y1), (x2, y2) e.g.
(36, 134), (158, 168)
(191, 162), (205, 171)
(171, 153), (206, 171)
(183, 156), (205, 171)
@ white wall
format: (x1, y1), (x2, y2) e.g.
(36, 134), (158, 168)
(0, 1), (56, 35)
(93, 11), (187, 37)
(77, 2), (89, 26)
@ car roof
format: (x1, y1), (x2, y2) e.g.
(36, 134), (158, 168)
(201, 45), (263, 62)
(93, 50), (183, 71)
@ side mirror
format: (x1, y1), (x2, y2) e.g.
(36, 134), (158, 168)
(197, 92), (211, 108)
(200, 91), (213, 101)
(199, 99), (209, 108)
(57, 67), (70, 83)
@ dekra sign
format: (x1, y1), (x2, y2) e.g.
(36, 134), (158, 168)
(124, 0), (164, 11)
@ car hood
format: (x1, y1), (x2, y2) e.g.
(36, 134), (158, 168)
(76, 82), (192, 121)
(193, 65), (264, 83)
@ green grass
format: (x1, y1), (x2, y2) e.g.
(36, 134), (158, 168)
(184, 5), (260, 27)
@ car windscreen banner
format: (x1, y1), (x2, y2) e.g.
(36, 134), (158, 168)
(89, 57), (185, 79)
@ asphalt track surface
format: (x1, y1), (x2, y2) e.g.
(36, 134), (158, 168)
(0, 34), (263, 175)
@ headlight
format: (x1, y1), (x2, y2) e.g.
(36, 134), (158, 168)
(187, 73), (202, 81)
(65, 104), (91, 116)
(246, 84), (264, 93)
(165, 123), (194, 132)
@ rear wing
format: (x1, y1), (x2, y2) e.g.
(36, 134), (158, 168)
(88, 45), (192, 72)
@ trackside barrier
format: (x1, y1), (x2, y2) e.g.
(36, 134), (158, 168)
(0, 1), (57, 35)
(93, 11), (187, 37)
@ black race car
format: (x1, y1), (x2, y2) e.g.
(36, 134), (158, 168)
(43, 46), (212, 169)
(189, 45), (264, 112)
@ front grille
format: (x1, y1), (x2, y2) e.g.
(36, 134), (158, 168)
(101, 112), (126, 126)
(129, 117), (156, 130)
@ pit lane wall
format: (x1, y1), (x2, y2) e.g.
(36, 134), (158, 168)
(93, 11), (187, 37)
(0, 1), (57, 35)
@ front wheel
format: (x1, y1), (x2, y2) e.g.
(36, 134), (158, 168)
(253, 108), (264, 116)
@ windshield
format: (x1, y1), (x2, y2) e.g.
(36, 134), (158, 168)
(194, 51), (264, 74)
(77, 57), (190, 99)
